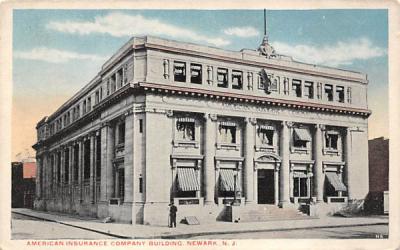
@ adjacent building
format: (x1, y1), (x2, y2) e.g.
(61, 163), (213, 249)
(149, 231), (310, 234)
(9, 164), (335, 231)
(33, 35), (370, 225)
(12, 161), (36, 208)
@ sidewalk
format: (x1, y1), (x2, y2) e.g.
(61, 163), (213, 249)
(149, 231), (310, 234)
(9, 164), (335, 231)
(12, 208), (388, 239)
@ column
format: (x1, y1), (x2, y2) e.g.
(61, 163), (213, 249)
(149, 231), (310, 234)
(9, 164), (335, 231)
(344, 128), (353, 199)
(124, 112), (134, 203)
(106, 123), (115, 199)
(253, 164), (258, 203)
(35, 156), (41, 199)
(68, 145), (73, 197)
(313, 124), (324, 203)
(289, 164), (294, 199)
(204, 113), (217, 205)
(100, 123), (111, 202)
(77, 139), (83, 202)
(90, 134), (95, 203)
(274, 163), (280, 205)
(244, 117), (256, 205)
(279, 121), (290, 207)
(60, 148), (65, 199)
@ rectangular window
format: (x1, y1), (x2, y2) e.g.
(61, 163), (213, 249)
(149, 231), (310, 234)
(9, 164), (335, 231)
(87, 97), (91, 112)
(294, 176), (308, 197)
(139, 177), (143, 193)
(57, 152), (61, 184)
(190, 63), (202, 84)
(325, 132), (339, 150)
(336, 86), (345, 103)
(304, 81), (314, 99)
(292, 80), (302, 97)
(74, 144), (79, 182)
(76, 105), (80, 119)
(107, 80), (110, 96)
(100, 87), (103, 100)
(95, 91), (99, 105)
(118, 168), (125, 199)
(116, 68), (123, 88)
(111, 74), (116, 93)
(84, 140), (90, 180)
(118, 122), (125, 144)
(232, 70), (243, 90)
(139, 119), (143, 133)
(174, 61), (186, 82)
(176, 121), (195, 141)
(219, 125), (236, 143)
(83, 100), (87, 114)
(258, 127), (274, 146)
(324, 84), (333, 101)
(217, 68), (228, 88)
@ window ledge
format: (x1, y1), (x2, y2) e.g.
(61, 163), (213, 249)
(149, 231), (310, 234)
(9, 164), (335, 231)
(323, 149), (341, 156)
(255, 145), (276, 153)
(173, 140), (199, 148)
(291, 147), (310, 154)
(173, 197), (203, 206)
(216, 142), (240, 150)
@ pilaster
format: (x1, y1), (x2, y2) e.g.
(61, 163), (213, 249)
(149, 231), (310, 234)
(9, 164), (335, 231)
(204, 113), (217, 205)
(279, 121), (290, 207)
(244, 117), (256, 204)
(313, 124), (324, 203)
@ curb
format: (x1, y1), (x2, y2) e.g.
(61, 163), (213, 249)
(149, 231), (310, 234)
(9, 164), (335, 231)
(12, 211), (388, 239)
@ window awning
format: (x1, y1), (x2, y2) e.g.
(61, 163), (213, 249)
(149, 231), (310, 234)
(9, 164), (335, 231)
(177, 117), (195, 123)
(325, 172), (347, 192)
(259, 125), (274, 130)
(177, 168), (200, 192)
(190, 65), (202, 70)
(293, 171), (308, 178)
(220, 121), (236, 127)
(219, 169), (241, 192)
(294, 128), (311, 141)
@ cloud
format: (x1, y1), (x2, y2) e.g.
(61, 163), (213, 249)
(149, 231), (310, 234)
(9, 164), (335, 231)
(273, 38), (386, 67)
(46, 12), (231, 47)
(14, 47), (107, 63)
(223, 26), (260, 37)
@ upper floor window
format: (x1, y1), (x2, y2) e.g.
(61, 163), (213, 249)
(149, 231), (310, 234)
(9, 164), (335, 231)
(292, 80), (302, 97)
(95, 91), (100, 105)
(116, 68), (123, 88)
(107, 80), (110, 96)
(117, 121), (125, 145)
(76, 105), (80, 119)
(325, 131), (339, 150)
(219, 123), (236, 144)
(270, 76), (279, 92)
(232, 70), (243, 90)
(324, 84), (333, 101)
(304, 81), (314, 99)
(258, 125), (274, 146)
(190, 64), (202, 84)
(293, 128), (311, 148)
(111, 75), (116, 93)
(217, 68), (228, 88)
(174, 61), (186, 82)
(87, 97), (92, 112)
(176, 119), (195, 141)
(336, 86), (345, 103)
(83, 100), (87, 114)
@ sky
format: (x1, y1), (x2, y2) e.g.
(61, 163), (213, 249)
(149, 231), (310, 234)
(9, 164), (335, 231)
(12, 9), (388, 161)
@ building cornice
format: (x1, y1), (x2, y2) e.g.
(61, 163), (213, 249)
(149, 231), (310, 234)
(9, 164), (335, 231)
(138, 82), (371, 118)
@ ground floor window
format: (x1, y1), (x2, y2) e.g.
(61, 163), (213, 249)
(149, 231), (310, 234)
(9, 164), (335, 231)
(175, 167), (200, 198)
(293, 171), (309, 198)
(218, 168), (241, 198)
(324, 171), (347, 197)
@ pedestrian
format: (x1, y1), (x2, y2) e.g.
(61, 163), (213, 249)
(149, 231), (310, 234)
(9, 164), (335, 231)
(168, 202), (178, 228)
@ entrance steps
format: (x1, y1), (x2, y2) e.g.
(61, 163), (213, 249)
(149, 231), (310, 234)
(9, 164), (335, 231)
(233, 205), (311, 222)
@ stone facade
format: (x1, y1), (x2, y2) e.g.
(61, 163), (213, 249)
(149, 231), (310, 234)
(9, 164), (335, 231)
(33, 36), (370, 225)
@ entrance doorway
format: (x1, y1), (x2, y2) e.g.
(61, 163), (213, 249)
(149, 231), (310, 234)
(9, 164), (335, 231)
(257, 169), (275, 204)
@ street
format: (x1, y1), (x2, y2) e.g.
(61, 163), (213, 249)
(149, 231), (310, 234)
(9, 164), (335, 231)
(190, 224), (388, 239)
(11, 213), (115, 240)
(11, 213), (388, 240)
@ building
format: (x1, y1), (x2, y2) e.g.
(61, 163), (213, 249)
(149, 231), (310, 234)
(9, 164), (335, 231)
(367, 137), (389, 214)
(33, 35), (370, 225)
(12, 161), (36, 208)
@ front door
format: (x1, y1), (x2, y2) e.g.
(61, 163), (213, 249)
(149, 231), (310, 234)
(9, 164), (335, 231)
(257, 169), (275, 204)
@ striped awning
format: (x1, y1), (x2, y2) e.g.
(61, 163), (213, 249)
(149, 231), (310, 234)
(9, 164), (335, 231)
(177, 168), (200, 192)
(190, 65), (202, 70)
(219, 169), (241, 192)
(293, 171), (308, 178)
(177, 117), (195, 123)
(220, 121), (236, 127)
(326, 172), (347, 192)
(294, 128), (311, 141)
(259, 125), (274, 130)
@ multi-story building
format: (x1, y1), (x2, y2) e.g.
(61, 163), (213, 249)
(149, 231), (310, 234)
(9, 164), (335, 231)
(33, 35), (370, 225)
(12, 161), (36, 208)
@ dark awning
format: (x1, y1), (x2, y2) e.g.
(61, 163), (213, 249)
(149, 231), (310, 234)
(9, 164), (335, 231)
(219, 169), (241, 192)
(177, 168), (200, 191)
(294, 128), (311, 141)
(326, 172), (347, 191)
